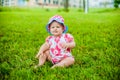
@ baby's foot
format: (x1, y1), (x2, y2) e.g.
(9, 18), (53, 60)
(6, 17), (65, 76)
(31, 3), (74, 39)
(51, 65), (56, 69)
(51, 65), (59, 69)
(51, 64), (65, 69)
(34, 64), (42, 69)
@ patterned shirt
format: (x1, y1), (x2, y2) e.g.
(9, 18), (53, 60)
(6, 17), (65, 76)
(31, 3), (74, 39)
(46, 33), (74, 64)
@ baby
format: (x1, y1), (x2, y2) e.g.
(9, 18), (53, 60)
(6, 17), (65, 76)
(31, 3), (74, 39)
(35, 15), (75, 68)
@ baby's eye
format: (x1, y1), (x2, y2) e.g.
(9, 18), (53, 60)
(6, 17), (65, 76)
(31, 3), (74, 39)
(56, 26), (60, 28)
(51, 26), (55, 28)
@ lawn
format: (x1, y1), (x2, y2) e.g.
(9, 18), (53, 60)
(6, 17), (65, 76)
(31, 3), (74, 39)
(0, 7), (120, 80)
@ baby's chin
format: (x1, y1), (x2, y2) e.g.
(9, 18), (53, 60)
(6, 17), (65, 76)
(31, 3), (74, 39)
(53, 34), (62, 37)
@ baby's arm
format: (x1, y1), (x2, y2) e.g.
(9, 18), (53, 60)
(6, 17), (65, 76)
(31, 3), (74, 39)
(61, 40), (75, 49)
(61, 33), (76, 49)
(35, 42), (49, 58)
(67, 41), (75, 48)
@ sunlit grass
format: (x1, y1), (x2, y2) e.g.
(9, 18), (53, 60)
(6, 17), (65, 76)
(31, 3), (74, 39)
(0, 7), (120, 80)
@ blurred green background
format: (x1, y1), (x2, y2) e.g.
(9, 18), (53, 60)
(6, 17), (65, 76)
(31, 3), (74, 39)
(0, 0), (120, 80)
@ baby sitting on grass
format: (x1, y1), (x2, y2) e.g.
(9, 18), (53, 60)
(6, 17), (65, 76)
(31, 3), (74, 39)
(35, 15), (75, 69)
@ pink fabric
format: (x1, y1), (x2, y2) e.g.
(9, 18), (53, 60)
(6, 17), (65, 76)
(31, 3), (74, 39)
(46, 33), (74, 64)
(49, 15), (64, 24)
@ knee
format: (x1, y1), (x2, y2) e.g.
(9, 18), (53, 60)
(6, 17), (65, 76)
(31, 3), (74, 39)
(68, 57), (75, 64)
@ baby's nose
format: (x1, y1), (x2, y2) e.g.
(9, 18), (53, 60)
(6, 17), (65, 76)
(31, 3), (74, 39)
(55, 27), (57, 30)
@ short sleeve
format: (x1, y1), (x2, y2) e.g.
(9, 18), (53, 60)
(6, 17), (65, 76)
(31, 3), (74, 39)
(64, 33), (74, 42)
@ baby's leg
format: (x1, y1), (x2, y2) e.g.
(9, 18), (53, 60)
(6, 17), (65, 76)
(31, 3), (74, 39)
(38, 53), (47, 66)
(35, 50), (50, 68)
(51, 57), (75, 68)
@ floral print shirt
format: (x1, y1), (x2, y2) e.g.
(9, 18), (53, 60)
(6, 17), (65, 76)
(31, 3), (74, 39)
(46, 33), (74, 64)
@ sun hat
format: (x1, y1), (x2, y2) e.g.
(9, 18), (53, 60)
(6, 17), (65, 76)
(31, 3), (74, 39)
(46, 15), (68, 34)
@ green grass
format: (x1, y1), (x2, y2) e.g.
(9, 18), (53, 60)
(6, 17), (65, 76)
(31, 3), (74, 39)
(0, 7), (120, 80)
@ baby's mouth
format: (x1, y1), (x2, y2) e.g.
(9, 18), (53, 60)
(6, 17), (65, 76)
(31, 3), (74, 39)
(54, 31), (58, 33)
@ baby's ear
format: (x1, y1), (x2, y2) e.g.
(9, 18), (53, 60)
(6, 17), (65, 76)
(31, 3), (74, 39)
(62, 29), (64, 33)
(62, 26), (64, 31)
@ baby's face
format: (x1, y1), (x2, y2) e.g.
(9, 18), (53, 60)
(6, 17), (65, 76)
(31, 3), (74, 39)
(50, 21), (64, 37)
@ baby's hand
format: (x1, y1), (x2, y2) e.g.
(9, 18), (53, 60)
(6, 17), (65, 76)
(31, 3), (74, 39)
(35, 52), (43, 59)
(61, 43), (69, 49)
